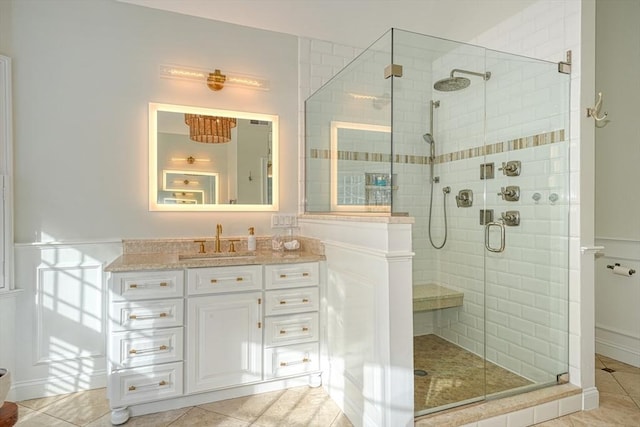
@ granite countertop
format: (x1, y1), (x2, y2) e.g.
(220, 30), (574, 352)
(105, 250), (325, 272)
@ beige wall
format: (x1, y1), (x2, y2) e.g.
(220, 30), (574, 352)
(595, 0), (640, 240)
(6, 0), (299, 243)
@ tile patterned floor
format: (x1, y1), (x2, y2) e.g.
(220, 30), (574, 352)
(15, 386), (352, 427)
(414, 334), (532, 412)
(535, 354), (640, 426)
(11, 353), (640, 426)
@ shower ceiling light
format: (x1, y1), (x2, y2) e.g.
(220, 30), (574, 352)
(184, 114), (237, 144)
(159, 64), (270, 91)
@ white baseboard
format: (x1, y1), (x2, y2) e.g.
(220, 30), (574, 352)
(595, 327), (640, 368)
(10, 370), (107, 401)
(582, 386), (599, 411)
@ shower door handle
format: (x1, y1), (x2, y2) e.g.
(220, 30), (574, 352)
(485, 221), (506, 253)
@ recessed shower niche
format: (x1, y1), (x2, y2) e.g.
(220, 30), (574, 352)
(305, 28), (570, 417)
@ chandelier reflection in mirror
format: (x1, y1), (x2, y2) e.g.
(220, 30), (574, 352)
(184, 114), (237, 143)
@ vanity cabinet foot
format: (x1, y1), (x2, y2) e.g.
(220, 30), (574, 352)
(110, 407), (130, 425)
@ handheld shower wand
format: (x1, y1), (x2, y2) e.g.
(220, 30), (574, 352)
(425, 100), (448, 249)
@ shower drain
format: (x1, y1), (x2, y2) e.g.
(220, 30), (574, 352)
(414, 369), (428, 377)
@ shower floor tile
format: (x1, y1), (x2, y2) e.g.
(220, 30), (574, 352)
(414, 334), (532, 412)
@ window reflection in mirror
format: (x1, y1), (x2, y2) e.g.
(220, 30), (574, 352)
(330, 121), (392, 212)
(149, 103), (278, 211)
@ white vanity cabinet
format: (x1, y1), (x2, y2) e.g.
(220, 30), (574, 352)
(106, 260), (322, 424)
(107, 270), (185, 414)
(263, 262), (321, 379)
(186, 265), (263, 393)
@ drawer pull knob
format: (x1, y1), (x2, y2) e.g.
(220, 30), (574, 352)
(280, 330), (287, 335)
(129, 344), (169, 355)
(236, 277), (244, 282)
(279, 274), (287, 278)
(302, 327), (309, 332)
(128, 380), (167, 392)
(303, 272), (310, 277)
(210, 279), (217, 284)
(129, 312), (168, 320)
(129, 282), (169, 289)
(279, 358), (311, 368)
(302, 298), (309, 303)
(279, 300), (287, 305)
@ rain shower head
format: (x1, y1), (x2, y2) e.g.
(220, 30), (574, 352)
(434, 69), (491, 92)
(423, 133), (435, 144)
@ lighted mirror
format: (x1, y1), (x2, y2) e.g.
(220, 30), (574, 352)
(149, 103), (278, 211)
(330, 121), (392, 212)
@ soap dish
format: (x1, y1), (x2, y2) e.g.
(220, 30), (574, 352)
(283, 239), (300, 251)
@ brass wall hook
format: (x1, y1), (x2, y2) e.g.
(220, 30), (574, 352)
(587, 92), (608, 122)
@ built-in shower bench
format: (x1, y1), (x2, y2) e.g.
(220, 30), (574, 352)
(413, 283), (464, 311)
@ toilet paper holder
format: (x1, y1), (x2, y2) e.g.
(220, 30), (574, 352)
(607, 263), (636, 276)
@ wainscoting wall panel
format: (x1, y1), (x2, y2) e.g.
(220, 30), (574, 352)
(13, 240), (122, 400)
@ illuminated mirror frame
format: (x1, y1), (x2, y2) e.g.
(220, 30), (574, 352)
(330, 121), (392, 212)
(149, 102), (279, 211)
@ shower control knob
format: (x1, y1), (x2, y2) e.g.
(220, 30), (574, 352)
(498, 160), (521, 176)
(497, 186), (520, 201)
(500, 210), (520, 226)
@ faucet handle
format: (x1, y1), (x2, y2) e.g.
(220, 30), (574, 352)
(228, 239), (240, 253)
(194, 240), (206, 254)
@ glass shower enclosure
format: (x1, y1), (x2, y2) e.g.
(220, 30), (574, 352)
(305, 28), (570, 416)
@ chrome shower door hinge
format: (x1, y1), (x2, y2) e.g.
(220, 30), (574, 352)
(558, 50), (572, 74)
(384, 64), (403, 79)
(557, 372), (569, 384)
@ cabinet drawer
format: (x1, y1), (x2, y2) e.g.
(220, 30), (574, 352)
(109, 327), (183, 369)
(187, 265), (262, 295)
(108, 362), (183, 407)
(265, 287), (319, 316)
(265, 262), (319, 289)
(110, 270), (184, 301)
(264, 343), (319, 379)
(111, 299), (184, 331)
(264, 312), (319, 347)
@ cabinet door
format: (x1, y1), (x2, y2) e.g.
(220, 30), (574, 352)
(186, 292), (263, 393)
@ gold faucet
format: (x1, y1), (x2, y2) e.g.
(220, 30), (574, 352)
(194, 240), (206, 254)
(215, 224), (222, 253)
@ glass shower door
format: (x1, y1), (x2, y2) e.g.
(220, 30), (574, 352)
(482, 50), (571, 398)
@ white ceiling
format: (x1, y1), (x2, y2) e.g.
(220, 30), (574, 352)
(117, 0), (537, 48)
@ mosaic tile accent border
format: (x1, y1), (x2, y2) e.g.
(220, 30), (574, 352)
(310, 129), (566, 165)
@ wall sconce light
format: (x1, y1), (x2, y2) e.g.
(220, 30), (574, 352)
(184, 114), (237, 144)
(174, 179), (199, 185)
(349, 92), (391, 109)
(159, 64), (270, 91)
(171, 156), (211, 164)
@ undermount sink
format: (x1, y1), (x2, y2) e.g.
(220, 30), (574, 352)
(179, 252), (257, 261)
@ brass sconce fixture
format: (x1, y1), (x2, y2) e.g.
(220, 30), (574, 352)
(207, 69), (226, 91)
(171, 156), (211, 164)
(159, 64), (270, 91)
